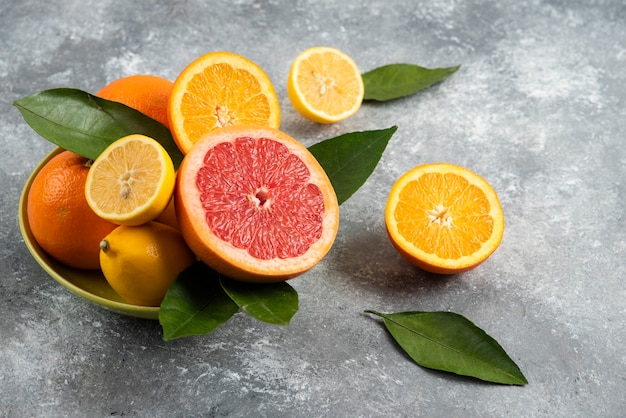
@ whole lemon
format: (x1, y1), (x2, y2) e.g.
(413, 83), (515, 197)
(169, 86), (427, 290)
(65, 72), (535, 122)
(99, 221), (197, 306)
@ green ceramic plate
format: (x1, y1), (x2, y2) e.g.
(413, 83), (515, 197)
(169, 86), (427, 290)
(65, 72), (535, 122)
(18, 148), (160, 320)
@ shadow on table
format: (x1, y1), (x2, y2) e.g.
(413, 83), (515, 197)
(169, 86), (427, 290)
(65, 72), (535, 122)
(328, 223), (462, 298)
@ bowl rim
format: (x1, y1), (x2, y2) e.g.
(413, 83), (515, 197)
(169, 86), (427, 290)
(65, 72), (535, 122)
(18, 147), (160, 320)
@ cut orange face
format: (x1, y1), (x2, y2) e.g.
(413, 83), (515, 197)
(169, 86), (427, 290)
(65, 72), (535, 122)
(168, 51), (281, 154)
(385, 163), (504, 274)
(175, 125), (339, 283)
(287, 46), (364, 124)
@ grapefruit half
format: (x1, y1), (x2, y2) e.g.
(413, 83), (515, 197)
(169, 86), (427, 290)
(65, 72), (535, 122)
(175, 125), (339, 283)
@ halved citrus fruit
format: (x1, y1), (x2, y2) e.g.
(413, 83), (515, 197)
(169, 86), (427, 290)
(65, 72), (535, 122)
(287, 46), (364, 124)
(85, 134), (176, 226)
(168, 51), (281, 154)
(385, 163), (504, 274)
(175, 125), (339, 283)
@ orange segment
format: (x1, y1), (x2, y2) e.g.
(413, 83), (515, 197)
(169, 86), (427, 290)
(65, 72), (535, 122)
(85, 134), (176, 226)
(385, 163), (504, 274)
(287, 46), (364, 123)
(175, 125), (339, 283)
(168, 51), (280, 154)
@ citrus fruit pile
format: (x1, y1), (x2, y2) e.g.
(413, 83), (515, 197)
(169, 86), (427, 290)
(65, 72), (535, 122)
(24, 47), (503, 310)
(26, 50), (346, 307)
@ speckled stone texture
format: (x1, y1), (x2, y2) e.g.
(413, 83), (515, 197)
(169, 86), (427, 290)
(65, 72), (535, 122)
(1, 0), (624, 416)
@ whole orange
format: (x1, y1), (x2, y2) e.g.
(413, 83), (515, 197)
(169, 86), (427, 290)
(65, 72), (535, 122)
(27, 150), (117, 270)
(96, 74), (173, 129)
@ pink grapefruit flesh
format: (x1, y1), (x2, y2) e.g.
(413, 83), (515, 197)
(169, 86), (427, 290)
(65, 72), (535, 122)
(175, 125), (339, 283)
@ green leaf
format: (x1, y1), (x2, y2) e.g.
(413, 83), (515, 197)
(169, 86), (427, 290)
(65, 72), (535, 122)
(13, 88), (183, 167)
(159, 262), (239, 341)
(365, 310), (528, 385)
(220, 277), (298, 325)
(308, 126), (396, 205)
(362, 64), (460, 101)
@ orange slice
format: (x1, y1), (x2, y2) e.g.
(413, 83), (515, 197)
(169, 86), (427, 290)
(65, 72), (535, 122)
(287, 46), (364, 123)
(175, 125), (339, 283)
(385, 163), (504, 274)
(85, 134), (176, 226)
(168, 51), (281, 154)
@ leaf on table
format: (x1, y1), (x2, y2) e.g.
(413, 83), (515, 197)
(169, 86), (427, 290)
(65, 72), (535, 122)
(12, 88), (183, 167)
(220, 277), (299, 325)
(308, 126), (397, 205)
(362, 64), (460, 102)
(365, 310), (528, 385)
(159, 262), (239, 341)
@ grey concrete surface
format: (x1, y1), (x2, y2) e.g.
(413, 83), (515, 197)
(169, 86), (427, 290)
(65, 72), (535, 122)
(1, 0), (625, 416)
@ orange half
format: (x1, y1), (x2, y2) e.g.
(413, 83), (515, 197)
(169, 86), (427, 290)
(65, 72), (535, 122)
(168, 51), (281, 154)
(385, 163), (504, 274)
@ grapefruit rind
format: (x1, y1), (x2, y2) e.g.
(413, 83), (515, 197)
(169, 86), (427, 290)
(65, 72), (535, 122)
(385, 163), (504, 274)
(175, 125), (339, 283)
